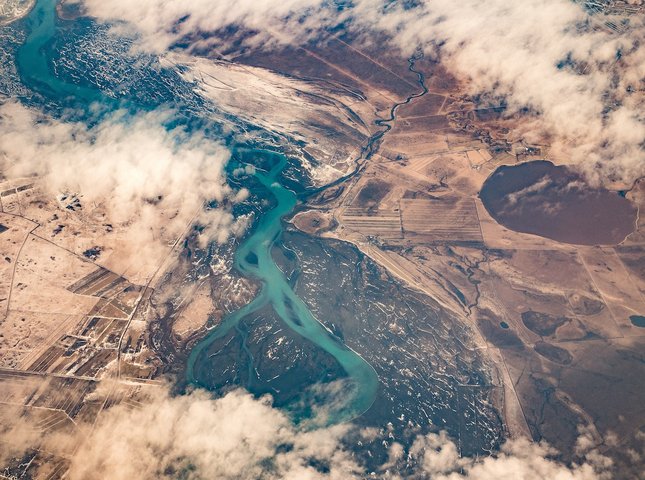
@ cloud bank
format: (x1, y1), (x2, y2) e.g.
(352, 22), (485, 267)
(0, 101), (246, 263)
(351, 0), (645, 185)
(67, 0), (333, 53)
(73, 0), (645, 186)
(0, 383), (613, 480)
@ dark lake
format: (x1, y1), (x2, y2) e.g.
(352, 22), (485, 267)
(479, 161), (637, 245)
(630, 315), (645, 328)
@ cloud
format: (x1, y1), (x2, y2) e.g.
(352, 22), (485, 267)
(407, 433), (610, 480)
(73, 0), (644, 186)
(1, 2), (640, 477)
(504, 175), (554, 206)
(0, 101), (245, 267)
(0, 382), (613, 479)
(47, 385), (361, 480)
(0, 403), (42, 466)
(66, 0), (335, 53)
(350, 0), (645, 185)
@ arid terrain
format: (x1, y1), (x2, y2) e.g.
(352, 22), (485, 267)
(283, 32), (645, 476)
(1, 0), (644, 478)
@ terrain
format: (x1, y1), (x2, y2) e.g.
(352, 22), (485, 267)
(0, 0), (643, 478)
(0, 0), (33, 26)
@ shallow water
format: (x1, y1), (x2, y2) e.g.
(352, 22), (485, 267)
(630, 315), (645, 328)
(16, 0), (103, 103)
(186, 153), (379, 424)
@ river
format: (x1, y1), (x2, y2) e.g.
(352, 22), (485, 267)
(187, 153), (379, 423)
(16, 0), (379, 425)
(17, 0), (103, 103)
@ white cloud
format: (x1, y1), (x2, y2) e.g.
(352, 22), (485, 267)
(0, 403), (42, 466)
(1, 2), (639, 477)
(88, 388), (614, 480)
(413, 435), (610, 480)
(0, 382), (612, 480)
(350, 0), (644, 185)
(0, 101), (245, 262)
(74, 0), (645, 186)
(410, 431), (464, 475)
(68, 0), (334, 53)
(65, 386), (360, 480)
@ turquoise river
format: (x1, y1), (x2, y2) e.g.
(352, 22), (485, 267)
(17, 0), (379, 424)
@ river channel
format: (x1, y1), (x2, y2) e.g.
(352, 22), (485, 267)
(16, 0), (379, 425)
